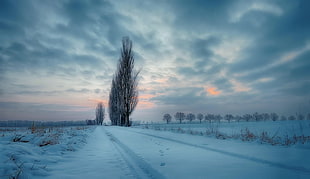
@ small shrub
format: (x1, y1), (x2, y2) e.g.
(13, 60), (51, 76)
(12, 135), (29, 143)
(39, 140), (57, 147)
(241, 128), (256, 141)
(216, 132), (226, 140)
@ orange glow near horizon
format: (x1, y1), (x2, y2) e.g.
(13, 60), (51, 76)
(137, 100), (155, 109)
(87, 98), (108, 108)
(139, 94), (156, 99)
(206, 87), (221, 96)
(137, 93), (156, 109)
(7, 92), (155, 112)
(154, 78), (168, 83)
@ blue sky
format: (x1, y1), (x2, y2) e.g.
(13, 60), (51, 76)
(0, 0), (309, 121)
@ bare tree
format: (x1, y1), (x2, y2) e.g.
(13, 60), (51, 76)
(253, 112), (262, 121)
(186, 113), (195, 123)
(108, 37), (140, 127)
(163, 113), (172, 124)
(175, 112), (185, 123)
(288, 115), (296, 120)
(280, 115), (287, 121)
(205, 114), (214, 123)
(109, 77), (120, 125)
(224, 114), (233, 123)
(197, 113), (203, 123)
(215, 114), (222, 123)
(270, 113), (279, 121)
(297, 113), (305, 120)
(204, 114), (210, 123)
(262, 113), (270, 121)
(243, 114), (252, 122)
(86, 120), (96, 125)
(119, 37), (139, 126)
(235, 115), (242, 122)
(96, 102), (105, 125)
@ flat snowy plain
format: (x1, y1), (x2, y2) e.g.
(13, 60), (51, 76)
(1, 120), (310, 179)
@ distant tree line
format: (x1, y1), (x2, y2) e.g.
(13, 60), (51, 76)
(162, 112), (310, 124)
(108, 37), (139, 127)
(86, 119), (96, 125)
(0, 120), (88, 127)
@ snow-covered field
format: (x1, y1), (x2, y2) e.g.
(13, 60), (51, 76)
(1, 121), (310, 179)
(0, 126), (95, 178)
(141, 120), (310, 146)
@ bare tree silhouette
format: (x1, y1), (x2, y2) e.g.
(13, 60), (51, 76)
(96, 102), (105, 125)
(109, 37), (139, 126)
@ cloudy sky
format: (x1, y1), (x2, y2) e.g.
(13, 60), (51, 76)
(0, 0), (309, 122)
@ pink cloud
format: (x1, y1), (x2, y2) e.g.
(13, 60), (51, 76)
(205, 87), (221, 95)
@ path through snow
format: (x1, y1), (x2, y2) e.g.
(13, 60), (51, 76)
(44, 127), (163, 179)
(43, 126), (310, 178)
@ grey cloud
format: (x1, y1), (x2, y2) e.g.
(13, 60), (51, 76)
(0, 102), (92, 121)
(191, 37), (221, 70)
(176, 67), (200, 78)
(0, 20), (25, 43)
(230, 1), (310, 73)
(151, 87), (206, 105)
(152, 92), (204, 107)
(173, 58), (188, 66)
(281, 83), (310, 97)
(286, 51), (310, 81)
(239, 50), (310, 97)
(0, 0), (38, 29)
(73, 54), (105, 69)
(0, 0), (123, 78)
(175, 62), (225, 85)
(17, 90), (62, 96)
(170, 0), (232, 32)
(1, 0), (309, 121)
(5, 88), (94, 96)
(212, 78), (233, 92)
(94, 89), (101, 94)
(96, 75), (106, 80)
(66, 88), (91, 93)
(58, 0), (136, 49)
(173, 36), (223, 81)
(0, 38), (108, 81)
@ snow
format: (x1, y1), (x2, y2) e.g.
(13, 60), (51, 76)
(143, 120), (310, 146)
(1, 121), (310, 178)
(0, 126), (95, 178)
(104, 126), (310, 178)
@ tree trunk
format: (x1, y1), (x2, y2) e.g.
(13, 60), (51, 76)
(125, 113), (129, 127)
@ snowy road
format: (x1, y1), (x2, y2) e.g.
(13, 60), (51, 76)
(44, 126), (310, 179)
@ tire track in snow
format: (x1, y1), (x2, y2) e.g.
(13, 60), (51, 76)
(104, 129), (166, 179)
(127, 129), (310, 174)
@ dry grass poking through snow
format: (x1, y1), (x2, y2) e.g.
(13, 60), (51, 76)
(0, 126), (95, 179)
(140, 120), (310, 146)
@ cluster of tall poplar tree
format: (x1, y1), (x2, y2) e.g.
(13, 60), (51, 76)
(108, 37), (139, 126)
(95, 102), (104, 125)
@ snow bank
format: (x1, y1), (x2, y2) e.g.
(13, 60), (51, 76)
(107, 127), (310, 178)
(0, 126), (95, 179)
